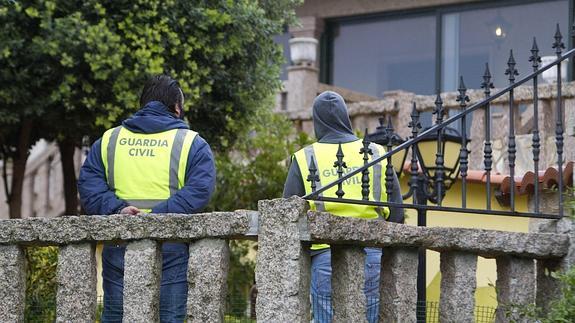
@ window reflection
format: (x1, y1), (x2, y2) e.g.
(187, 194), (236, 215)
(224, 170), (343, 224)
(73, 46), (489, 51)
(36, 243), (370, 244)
(441, 0), (568, 91)
(331, 15), (437, 97)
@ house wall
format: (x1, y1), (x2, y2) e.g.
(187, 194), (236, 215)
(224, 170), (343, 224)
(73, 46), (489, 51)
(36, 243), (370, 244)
(296, 0), (482, 19)
(0, 140), (84, 219)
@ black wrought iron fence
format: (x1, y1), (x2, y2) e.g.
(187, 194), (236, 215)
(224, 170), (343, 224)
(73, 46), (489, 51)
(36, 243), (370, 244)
(303, 23), (575, 221)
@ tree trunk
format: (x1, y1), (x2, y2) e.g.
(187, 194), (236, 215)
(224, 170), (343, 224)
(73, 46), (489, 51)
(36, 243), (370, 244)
(8, 120), (33, 219)
(58, 138), (79, 216)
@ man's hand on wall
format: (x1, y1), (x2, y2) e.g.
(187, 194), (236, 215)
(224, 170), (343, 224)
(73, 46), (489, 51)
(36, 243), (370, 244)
(120, 206), (141, 215)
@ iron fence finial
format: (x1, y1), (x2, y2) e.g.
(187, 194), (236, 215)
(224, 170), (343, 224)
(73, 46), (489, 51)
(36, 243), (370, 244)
(334, 143), (347, 198)
(553, 23), (565, 56)
(307, 156), (320, 192)
(505, 50), (519, 83)
(456, 76), (470, 108)
(433, 93), (444, 124)
(529, 38), (541, 71)
(481, 63), (494, 96)
(409, 102), (421, 131)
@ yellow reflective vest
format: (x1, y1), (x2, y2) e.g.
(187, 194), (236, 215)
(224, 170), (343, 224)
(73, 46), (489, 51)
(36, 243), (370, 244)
(101, 126), (197, 212)
(293, 140), (390, 250)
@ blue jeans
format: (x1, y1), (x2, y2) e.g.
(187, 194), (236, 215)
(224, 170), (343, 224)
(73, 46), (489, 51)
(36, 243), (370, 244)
(101, 242), (189, 323)
(311, 248), (381, 323)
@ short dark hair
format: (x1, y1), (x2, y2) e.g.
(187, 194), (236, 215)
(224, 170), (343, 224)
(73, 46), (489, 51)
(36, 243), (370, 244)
(139, 75), (184, 112)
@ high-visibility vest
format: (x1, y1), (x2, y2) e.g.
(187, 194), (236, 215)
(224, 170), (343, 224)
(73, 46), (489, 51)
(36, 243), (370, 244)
(101, 126), (197, 212)
(293, 140), (389, 250)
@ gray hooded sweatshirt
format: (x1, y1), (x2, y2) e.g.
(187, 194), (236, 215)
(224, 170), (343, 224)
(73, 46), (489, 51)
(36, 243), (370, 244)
(282, 91), (404, 223)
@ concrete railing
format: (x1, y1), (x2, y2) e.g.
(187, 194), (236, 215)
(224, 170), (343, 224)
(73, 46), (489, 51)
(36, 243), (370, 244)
(0, 197), (572, 322)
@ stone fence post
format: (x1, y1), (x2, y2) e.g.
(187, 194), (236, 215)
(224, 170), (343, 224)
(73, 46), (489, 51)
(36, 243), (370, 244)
(187, 238), (230, 323)
(0, 245), (26, 322)
(380, 247), (418, 322)
(530, 192), (575, 311)
(123, 239), (162, 322)
(255, 197), (311, 322)
(56, 243), (97, 322)
(331, 245), (366, 323)
(495, 256), (535, 322)
(439, 251), (477, 322)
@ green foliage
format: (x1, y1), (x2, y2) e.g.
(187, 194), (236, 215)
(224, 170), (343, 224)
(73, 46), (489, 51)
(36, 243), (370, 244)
(24, 246), (58, 322)
(0, 0), (301, 150)
(544, 265), (575, 322)
(505, 213), (575, 322)
(505, 265), (575, 322)
(226, 240), (256, 318)
(208, 106), (311, 211)
(209, 104), (310, 318)
(0, 0), (301, 216)
(0, 0), (303, 316)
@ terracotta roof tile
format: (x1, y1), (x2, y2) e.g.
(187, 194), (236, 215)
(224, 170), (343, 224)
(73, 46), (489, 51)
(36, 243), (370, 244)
(402, 161), (574, 196)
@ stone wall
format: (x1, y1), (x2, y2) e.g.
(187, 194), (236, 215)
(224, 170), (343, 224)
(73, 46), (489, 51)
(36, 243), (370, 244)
(282, 82), (575, 176)
(295, 0), (481, 19)
(0, 197), (572, 321)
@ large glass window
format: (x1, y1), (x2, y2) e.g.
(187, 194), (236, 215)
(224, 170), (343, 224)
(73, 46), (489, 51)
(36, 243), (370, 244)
(442, 0), (569, 91)
(331, 15), (437, 97)
(327, 0), (569, 96)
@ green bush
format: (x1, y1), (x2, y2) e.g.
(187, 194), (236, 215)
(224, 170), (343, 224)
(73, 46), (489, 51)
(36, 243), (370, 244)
(226, 240), (257, 318)
(24, 246), (58, 322)
(208, 106), (312, 318)
(542, 266), (575, 322)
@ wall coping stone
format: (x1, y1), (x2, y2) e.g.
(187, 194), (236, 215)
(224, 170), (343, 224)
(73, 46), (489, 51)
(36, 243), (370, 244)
(0, 211), (253, 245)
(307, 211), (569, 259)
(0, 199), (568, 260)
(283, 82), (575, 120)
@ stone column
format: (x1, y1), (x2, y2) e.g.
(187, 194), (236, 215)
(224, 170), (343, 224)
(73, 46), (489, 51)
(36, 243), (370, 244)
(123, 239), (162, 322)
(56, 243), (97, 323)
(557, 216), (575, 270)
(286, 16), (323, 112)
(286, 65), (319, 112)
(439, 251), (477, 322)
(495, 256), (535, 323)
(187, 239), (230, 323)
(380, 247), (418, 322)
(0, 245), (25, 322)
(535, 258), (561, 313)
(530, 191), (575, 311)
(255, 197), (311, 322)
(289, 16), (324, 69)
(331, 245), (366, 323)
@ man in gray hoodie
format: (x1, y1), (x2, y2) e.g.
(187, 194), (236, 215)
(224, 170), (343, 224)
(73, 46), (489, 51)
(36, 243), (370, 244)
(283, 91), (404, 323)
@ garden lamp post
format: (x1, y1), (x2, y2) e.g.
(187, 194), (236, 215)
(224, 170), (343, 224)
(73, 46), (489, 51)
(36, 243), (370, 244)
(365, 116), (408, 178)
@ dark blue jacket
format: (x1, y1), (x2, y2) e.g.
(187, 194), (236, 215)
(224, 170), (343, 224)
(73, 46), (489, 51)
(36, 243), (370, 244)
(78, 101), (216, 215)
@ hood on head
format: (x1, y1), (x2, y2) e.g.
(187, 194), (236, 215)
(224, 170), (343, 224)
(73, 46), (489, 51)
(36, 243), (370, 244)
(312, 91), (357, 143)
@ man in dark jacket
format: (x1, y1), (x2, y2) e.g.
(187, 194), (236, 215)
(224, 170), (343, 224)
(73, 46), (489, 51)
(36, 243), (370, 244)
(79, 75), (216, 322)
(283, 91), (404, 323)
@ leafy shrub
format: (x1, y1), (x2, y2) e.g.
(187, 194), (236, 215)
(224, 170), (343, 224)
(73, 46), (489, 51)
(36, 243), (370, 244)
(25, 246), (58, 322)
